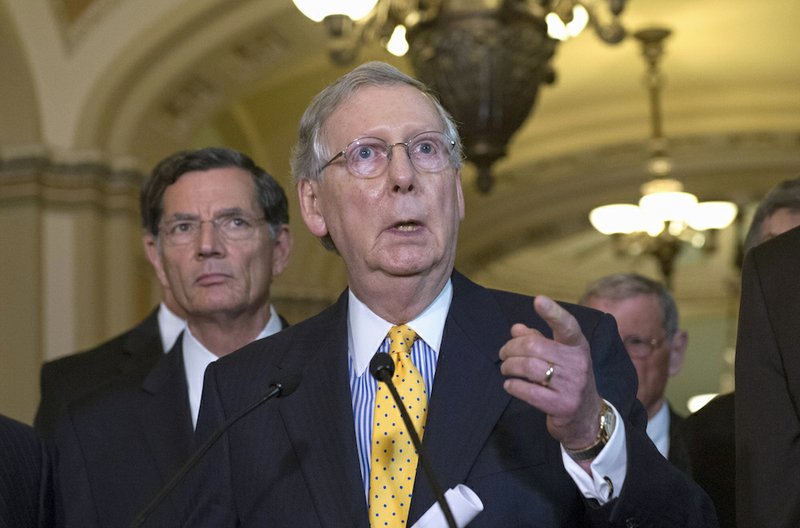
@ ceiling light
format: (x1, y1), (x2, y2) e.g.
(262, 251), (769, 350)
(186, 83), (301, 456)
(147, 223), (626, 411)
(588, 27), (738, 288)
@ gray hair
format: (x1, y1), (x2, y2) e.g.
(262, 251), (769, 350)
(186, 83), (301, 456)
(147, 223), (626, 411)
(579, 272), (680, 338)
(290, 61), (463, 186)
(743, 177), (800, 252)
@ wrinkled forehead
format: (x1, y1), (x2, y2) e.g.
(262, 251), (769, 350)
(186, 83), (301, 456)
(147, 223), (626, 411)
(162, 168), (259, 214)
(322, 84), (443, 146)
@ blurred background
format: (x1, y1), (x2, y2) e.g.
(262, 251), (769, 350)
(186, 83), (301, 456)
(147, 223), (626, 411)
(1, 0), (798, 423)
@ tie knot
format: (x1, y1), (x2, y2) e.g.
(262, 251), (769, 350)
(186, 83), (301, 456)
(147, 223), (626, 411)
(388, 324), (417, 357)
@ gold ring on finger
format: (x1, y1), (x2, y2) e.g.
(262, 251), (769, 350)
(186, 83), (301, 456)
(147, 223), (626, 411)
(542, 362), (555, 388)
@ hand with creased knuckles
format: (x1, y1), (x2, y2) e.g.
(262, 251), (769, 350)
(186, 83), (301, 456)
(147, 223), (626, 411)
(499, 295), (603, 464)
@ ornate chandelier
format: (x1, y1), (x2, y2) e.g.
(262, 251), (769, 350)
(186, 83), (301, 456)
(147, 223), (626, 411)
(588, 27), (737, 289)
(292, 0), (627, 193)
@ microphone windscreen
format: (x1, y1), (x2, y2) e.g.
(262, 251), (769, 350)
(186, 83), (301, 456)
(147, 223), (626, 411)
(271, 366), (302, 398)
(369, 353), (394, 382)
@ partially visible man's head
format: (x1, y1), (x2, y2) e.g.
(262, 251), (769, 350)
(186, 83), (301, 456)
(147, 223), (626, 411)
(580, 273), (687, 419)
(743, 177), (800, 252)
(141, 147), (291, 322)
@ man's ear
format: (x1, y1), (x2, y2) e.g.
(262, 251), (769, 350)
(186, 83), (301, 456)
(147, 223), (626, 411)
(270, 225), (293, 277)
(298, 179), (328, 238)
(668, 330), (688, 377)
(455, 168), (465, 221)
(142, 233), (170, 289)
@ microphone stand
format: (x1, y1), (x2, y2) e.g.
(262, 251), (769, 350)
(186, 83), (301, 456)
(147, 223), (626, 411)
(130, 377), (297, 528)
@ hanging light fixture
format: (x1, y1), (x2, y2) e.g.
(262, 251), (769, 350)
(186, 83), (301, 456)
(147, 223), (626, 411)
(589, 27), (737, 288)
(292, 0), (627, 193)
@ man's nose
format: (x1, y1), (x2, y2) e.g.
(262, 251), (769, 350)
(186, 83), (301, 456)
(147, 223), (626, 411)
(386, 144), (416, 191)
(196, 220), (225, 257)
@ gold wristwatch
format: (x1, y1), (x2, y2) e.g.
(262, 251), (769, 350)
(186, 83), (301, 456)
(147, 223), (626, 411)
(565, 401), (616, 462)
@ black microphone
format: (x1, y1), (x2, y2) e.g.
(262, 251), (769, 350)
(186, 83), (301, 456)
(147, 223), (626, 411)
(369, 353), (457, 528)
(130, 367), (302, 528)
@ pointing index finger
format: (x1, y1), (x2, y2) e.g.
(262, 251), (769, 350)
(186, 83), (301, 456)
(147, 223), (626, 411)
(534, 295), (586, 347)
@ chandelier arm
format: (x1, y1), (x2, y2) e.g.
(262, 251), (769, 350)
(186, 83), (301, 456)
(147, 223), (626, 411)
(582, 1), (626, 43)
(295, 0), (628, 193)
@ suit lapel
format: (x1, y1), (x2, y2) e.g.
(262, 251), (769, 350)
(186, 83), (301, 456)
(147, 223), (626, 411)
(408, 272), (516, 521)
(137, 335), (194, 481)
(279, 294), (370, 528)
(119, 309), (164, 377)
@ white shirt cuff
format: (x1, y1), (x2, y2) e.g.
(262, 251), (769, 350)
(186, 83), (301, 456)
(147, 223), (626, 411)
(560, 400), (627, 504)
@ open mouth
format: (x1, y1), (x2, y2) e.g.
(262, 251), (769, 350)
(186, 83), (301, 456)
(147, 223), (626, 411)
(392, 221), (420, 233)
(394, 221), (420, 232)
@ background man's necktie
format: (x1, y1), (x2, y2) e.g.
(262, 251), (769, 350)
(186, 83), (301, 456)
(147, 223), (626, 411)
(368, 325), (429, 527)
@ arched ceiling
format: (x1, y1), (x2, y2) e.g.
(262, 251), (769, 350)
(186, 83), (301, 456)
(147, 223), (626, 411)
(3, 0), (799, 311)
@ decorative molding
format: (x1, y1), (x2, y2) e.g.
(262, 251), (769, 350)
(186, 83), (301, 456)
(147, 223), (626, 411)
(150, 25), (290, 142)
(0, 148), (143, 212)
(49, 0), (120, 51)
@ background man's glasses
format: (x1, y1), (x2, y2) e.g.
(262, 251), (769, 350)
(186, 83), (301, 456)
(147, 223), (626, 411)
(159, 214), (266, 245)
(320, 130), (455, 178)
(622, 335), (665, 359)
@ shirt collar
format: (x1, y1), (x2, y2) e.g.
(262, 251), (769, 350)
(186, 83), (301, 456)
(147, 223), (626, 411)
(158, 302), (187, 353)
(348, 279), (453, 377)
(183, 304), (281, 428)
(645, 400), (671, 458)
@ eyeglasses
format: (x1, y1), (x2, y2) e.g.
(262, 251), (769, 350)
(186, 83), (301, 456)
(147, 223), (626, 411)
(622, 335), (665, 359)
(320, 130), (456, 178)
(159, 214), (267, 245)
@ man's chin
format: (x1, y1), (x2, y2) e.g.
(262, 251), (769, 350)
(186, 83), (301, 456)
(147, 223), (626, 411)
(380, 258), (447, 280)
(187, 297), (244, 317)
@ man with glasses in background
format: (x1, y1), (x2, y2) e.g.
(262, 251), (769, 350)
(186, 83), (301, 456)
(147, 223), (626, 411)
(580, 273), (691, 474)
(50, 146), (292, 527)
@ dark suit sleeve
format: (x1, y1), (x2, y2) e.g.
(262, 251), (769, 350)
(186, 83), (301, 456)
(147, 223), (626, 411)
(0, 415), (53, 528)
(577, 311), (718, 528)
(603, 421), (718, 527)
(735, 242), (800, 527)
(34, 361), (64, 441)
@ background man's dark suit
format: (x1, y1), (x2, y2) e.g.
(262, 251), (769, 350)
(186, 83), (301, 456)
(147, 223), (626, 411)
(684, 393), (735, 528)
(736, 225), (800, 527)
(52, 336), (191, 528)
(0, 414), (52, 528)
(667, 406), (693, 476)
(52, 313), (289, 528)
(184, 272), (715, 527)
(35, 309), (164, 441)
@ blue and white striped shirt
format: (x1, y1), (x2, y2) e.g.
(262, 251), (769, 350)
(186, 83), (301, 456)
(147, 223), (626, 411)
(347, 280), (452, 502)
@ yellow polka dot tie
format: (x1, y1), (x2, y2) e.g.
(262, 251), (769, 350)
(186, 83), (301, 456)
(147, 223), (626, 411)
(368, 325), (428, 528)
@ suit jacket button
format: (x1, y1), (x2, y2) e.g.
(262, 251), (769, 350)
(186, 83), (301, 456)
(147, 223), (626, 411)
(625, 519), (640, 528)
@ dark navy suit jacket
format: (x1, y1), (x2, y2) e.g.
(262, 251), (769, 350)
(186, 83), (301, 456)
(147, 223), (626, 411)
(684, 393), (735, 528)
(667, 405), (693, 476)
(183, 271), (716, 527)
(50, 312), (290, 528)
(52, 336), (193, 528)
(35, 309), (164, 442)
(736, 225), (800, 527)
(0, 415), (52, 528)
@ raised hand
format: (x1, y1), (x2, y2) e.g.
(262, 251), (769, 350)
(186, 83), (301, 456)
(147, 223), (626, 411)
(499, 295), (603, 453)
